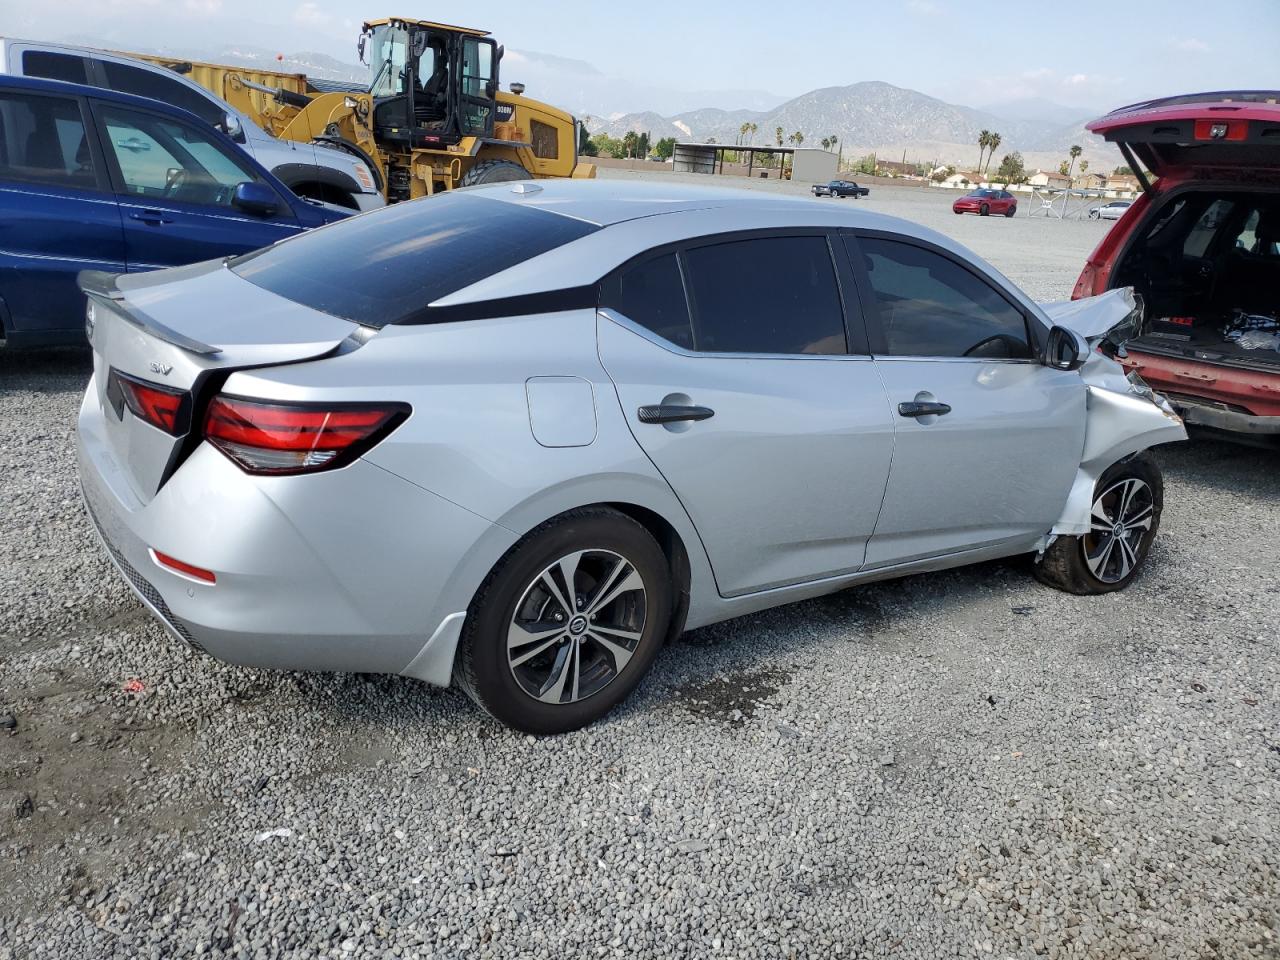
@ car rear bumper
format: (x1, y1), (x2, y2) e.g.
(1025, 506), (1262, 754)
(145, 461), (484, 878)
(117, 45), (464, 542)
(1164, 395), (1280, 435)
(1123, 349), (1280, 436)
(76, 377), (510, 682)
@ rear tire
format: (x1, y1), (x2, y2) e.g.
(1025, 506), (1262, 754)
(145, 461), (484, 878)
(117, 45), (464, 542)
(980, 203), (990, 216)
(460, 159), (533, 187)
(1005, 205), (1016, 218)
(454, 508), (672, 734)
(1033, 454), (1164, 595)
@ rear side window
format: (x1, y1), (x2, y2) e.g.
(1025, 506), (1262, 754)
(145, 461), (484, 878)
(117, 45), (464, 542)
(0, 92), (96, 190)
(100, 59), (226, 128)
(604, 253), (693, 349)
(858, 237), (1031, 359)
(683, 236), (848, 354)
(1183, 199), (1235, 258)
(22, 51), (89, 85)
(232, 193), (597, 326)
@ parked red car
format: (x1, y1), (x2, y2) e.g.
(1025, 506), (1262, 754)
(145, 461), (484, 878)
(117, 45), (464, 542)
(1074, 91), (1280, 445)
(952, 188), (1017, 217)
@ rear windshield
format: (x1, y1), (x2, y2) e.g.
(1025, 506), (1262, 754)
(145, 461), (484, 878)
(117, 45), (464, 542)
(231, 193), (597, 326)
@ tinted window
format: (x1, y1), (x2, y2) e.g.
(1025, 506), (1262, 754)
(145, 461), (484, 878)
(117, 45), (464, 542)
(683, 236), (847, 354)
(605, 253), (693, 349)
(100, 60), (225, 127)
(0, 92), (96, 189)
(22, 51), (89, 85)
(97, 104), (258, 207)
(232, 193), (597, 326)
(1184, 199), (1234, 257)
(858, 237), (1031, 359)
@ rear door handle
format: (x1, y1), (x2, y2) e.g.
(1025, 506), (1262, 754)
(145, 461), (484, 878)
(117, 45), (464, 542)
(129, 209), (173, 225)
(898, 400), (952, 418)
(637, 404), (715, 425)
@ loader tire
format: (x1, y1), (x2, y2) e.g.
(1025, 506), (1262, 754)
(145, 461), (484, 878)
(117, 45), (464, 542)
(461, 160), (533, 186)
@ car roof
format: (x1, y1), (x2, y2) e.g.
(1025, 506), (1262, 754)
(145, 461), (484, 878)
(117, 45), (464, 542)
(467, 178), (866, 227)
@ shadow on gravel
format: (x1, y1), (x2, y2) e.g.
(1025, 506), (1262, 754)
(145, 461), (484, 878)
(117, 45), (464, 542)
(0, 346), (92, 394)
(1152, 437), (1279, 497)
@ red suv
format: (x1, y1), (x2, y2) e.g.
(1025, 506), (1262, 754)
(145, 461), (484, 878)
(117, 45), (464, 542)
(1074, 91), (1280, 445)
(952, 188), (1017, 217)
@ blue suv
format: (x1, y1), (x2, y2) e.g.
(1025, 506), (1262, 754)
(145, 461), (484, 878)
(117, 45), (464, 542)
(0, 75), (349, 347)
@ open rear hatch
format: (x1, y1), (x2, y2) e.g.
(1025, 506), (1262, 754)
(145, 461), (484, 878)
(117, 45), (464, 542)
(81, 260), (363, 504)
(1088, 91), (1280, 189)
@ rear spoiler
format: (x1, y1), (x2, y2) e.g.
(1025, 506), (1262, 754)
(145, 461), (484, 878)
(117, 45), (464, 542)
(78, 270), (220, 356)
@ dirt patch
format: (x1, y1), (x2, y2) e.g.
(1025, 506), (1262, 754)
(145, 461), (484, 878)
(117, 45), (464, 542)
(676, 667), (791, 725)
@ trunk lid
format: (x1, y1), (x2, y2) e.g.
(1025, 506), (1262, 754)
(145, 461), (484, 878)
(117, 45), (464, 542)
(81, 260), (361, 503)
(1088, 91), (1280, 185)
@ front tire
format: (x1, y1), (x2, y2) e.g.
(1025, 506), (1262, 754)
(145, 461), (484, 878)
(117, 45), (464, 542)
(460, 159), (533, 187)
(980, 203), (990, 216)
(454, 508), (672, 734)
(1034, 454), (1164, 595)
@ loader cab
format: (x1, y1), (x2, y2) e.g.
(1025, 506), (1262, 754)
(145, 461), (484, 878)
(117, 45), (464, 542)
(360, 18), (499, 149)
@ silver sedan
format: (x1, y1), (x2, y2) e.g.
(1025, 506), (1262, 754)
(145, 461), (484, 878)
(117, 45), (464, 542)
(77, 181), (1186, 733)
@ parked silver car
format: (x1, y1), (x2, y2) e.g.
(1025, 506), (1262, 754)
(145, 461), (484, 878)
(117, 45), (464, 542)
(76, 181), (1186, 733)
(1089, 200), (1133, 221)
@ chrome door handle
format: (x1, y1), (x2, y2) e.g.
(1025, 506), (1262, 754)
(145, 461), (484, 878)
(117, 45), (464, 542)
(898, 400), (952, 418)
(637, 404), (715, 425)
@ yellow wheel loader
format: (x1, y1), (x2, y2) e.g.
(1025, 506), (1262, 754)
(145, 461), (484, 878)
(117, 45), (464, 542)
(139, 17), (595, 202)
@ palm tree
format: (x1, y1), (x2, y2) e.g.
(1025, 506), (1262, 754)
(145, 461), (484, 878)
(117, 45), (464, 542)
(984, 132), (1002, 175)
(749, 122), (758, 143)
(775, 126), (784, 147)
(977, 129), (991, 173)
(1068, 144), (1083, 179)
(739, 121), (751, 146)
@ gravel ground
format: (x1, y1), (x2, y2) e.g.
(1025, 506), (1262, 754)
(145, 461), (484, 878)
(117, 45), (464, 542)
(2, 181), (1278, 960)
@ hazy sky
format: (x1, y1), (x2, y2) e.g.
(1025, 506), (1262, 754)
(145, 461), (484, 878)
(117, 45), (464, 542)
(3, 0), (1270, 111)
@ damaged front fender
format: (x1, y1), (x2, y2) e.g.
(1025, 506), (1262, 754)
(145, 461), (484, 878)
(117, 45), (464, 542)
(1042, 288), (1187, 539)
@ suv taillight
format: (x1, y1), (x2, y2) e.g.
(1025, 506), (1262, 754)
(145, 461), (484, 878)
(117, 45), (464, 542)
(203, 396), (409, 475)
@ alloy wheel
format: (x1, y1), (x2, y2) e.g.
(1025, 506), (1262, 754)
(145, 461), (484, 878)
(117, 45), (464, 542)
(506, 549), (647, 704)
(1083, 477), (1155, 583)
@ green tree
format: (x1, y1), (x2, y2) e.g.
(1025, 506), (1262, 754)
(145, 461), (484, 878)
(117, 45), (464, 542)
(995, 151), (1027, 184)
(621, 131), (639, 159)
(1113, 164), (1134, 176)
(1058, 160), (1070, 176)
(788, 131), (805, 147)
(654, 137), (676, 159)
(977, 129), (991, 172)
(749, 122), (758, 143)
(1079, 159), (1089, 175)
(739, 121), (751, 146)
(775, 126), (784, 147)
(589, 132), (624, 159)
(1068, 144), (1083, 179)
(930, 164), (955, 183)
(984, 132), (1002, 174)
(637, 131), (651, 158)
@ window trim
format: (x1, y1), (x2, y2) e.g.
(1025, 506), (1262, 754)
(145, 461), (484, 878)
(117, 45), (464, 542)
(0, 88), (112, 195)
(841, 228), (1046, 363)
(599, 227), (871, 358)
(86, 97), (285, 215)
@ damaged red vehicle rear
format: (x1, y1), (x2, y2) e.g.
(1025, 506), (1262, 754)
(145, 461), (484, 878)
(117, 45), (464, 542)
(1074, 91), (1280, 445)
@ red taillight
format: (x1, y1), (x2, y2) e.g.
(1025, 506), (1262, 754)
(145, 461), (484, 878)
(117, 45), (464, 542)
(108, 370), (188, 435)
(203, 396), (409, 475)
(151, 550), (216, 584)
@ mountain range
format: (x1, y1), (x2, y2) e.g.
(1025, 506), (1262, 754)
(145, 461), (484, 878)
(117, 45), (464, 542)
(585, 80), (1116, 172)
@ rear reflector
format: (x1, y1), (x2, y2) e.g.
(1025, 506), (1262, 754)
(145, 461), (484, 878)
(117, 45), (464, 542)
(203, 396), (409, 475)
(107, 369), (189, 436)
(151, 549), (216, 583)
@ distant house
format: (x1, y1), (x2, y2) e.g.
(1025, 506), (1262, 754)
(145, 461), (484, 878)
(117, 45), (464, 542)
(1074, 172), (1107, 191)
(875, 160), (921, 178)
(942, 170), (985, 188)
(1027, 169), (1071, 189)
(1104, 174), (1142, 197)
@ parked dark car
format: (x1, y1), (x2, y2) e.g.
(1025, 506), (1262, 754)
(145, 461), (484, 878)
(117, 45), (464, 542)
(812, 180), (869, 198)
(1075, 90), (1280, 444)
(0, 75), (348, 347)
(953, 188), (1017, 217)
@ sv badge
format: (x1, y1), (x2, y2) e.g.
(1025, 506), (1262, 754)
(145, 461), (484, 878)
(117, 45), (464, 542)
(149, 361), (173, 376)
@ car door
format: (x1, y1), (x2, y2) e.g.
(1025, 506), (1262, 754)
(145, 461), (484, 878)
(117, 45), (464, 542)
(0, 87), (123, 340)
(88, 99), (302, 271)
(597, 232), (896, 597)
(844, 231), (1086, 568)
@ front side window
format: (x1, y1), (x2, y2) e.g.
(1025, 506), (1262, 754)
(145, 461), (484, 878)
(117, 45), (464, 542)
(858, 237), (1032, 359)
(98, 104), (259, 207)
(683, 236), (847, 355)
(0, 92), (96, 189)
(100, 60), (225, 128)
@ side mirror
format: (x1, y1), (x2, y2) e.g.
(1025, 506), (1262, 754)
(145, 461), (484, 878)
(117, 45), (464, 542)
(232, 181), (279, 218)
(410, 31), (427, 58)
(1044, 324), (1090, 372)
(222, 112), (245, 144)
(357, 34), (367, 65)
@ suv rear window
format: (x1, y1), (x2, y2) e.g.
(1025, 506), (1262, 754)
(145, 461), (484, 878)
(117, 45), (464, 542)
(231, 193), (597, 326)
